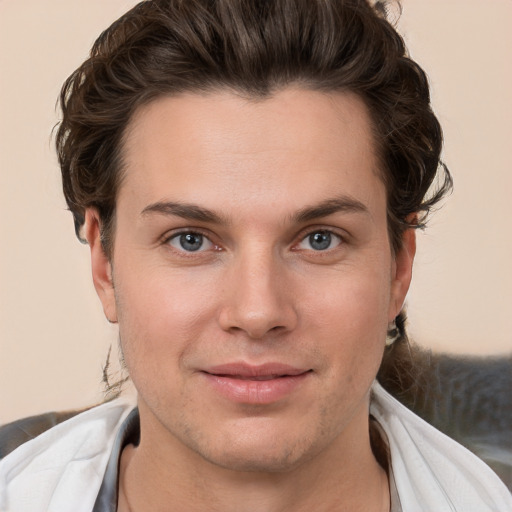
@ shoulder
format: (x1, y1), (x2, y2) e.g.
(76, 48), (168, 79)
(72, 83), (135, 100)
(371, 382), (512, 512)
(0, 408), (91, 461)
(0, 398), (135, 512)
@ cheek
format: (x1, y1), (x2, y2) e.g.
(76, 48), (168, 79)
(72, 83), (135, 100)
(117, 261), (217, 325)
(301, 267), (390, 381)
(303, 267), (391, 338)
(113, 266), (220, 377)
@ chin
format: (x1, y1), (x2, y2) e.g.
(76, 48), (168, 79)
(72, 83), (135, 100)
(202, 445), (310, 474)
(189, 421), (321, 474)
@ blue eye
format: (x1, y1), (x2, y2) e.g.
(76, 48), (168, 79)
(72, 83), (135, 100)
(168, 232), (213, 252)
(298, 230), (341, 251)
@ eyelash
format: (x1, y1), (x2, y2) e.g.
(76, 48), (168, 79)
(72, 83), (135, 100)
(162, 229), (220, 256)
(161, 226), (347, 257)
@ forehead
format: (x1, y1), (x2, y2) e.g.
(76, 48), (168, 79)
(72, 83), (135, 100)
(119, 88), (384, 219)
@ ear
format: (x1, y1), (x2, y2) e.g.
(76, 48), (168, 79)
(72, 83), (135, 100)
(388, 223), (416, 322)
(84, 209), (118, 323)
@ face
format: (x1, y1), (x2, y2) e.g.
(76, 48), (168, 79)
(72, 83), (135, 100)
(87, 88), (414, 473)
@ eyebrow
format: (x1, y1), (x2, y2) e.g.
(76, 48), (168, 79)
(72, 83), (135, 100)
(293, 196), (370, 223)
(141, 201), (226, 224)
(140, 195), (369, 225)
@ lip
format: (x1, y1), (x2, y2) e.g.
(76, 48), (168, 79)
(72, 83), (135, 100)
(201, 363), (312, 404)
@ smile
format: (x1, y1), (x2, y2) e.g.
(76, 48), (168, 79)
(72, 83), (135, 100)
(201, 363), (312, 404)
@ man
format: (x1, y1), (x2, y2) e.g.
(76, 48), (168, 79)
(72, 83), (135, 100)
(0, 0), (510, 511)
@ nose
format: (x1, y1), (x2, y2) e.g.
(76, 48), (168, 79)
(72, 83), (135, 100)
(217, 248), (298, 339)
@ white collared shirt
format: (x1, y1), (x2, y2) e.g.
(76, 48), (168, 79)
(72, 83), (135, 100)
(1, 383), (510, 511)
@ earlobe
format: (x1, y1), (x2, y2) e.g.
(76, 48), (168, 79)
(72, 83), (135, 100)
(389, 225), (416, 321)
(84, 209), (118, 323)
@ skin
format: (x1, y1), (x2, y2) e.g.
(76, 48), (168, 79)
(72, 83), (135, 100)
(85, 88), (415, 512)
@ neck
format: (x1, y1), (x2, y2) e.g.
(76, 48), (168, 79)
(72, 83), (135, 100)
(118, 408), (390, 512)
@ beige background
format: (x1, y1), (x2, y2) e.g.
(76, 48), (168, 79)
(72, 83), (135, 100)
(1, 0), (511, 424)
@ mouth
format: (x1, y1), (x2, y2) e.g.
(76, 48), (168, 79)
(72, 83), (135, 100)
(211, 374), (296, 381)
(201, 363), (312, 404)
(203, 362), (311, 379)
